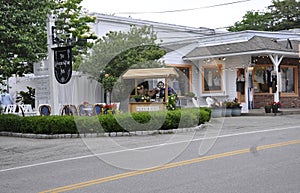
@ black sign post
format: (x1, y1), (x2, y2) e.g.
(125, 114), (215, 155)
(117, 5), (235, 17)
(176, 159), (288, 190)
(53, 46), (72, 84)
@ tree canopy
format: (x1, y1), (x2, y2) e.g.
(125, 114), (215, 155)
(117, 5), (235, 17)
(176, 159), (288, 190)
(79, 25), (166, 80)
(0, 0), (97, 88)
(0, 1), (50, 86)
(228, 0), (300, 31)
(78, 25), (166, 103)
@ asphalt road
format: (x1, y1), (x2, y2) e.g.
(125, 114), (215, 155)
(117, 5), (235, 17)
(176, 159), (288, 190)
(0, 115), (300, 193)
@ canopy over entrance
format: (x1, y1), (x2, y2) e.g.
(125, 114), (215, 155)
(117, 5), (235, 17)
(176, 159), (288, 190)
(121, 67), (179, 79)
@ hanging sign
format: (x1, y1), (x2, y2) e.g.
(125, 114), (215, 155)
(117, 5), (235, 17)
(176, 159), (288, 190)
(53, 46), (72, 84)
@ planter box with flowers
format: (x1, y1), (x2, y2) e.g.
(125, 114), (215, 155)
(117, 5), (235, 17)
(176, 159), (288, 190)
(231, 100), (242, 116)
(271, 101), (282, 113)
(264, 104), (272, 113)
(265, 101), (282, 113)
(210, 100), (224, 118)
(103, 103), (117, 114)
(222, 101), (233, 117)
(222, 98), (241, 116)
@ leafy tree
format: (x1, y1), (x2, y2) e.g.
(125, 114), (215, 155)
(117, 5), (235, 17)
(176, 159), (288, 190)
(79, 25), (166, 103)
(16, 86), (35, 108)
(268, 0), (300, 31)
(228, 0), (300, 31)
(228, 11), (270, 31)
(80, 25), (166, 78)
(52, 0), (97, 68)
(0, 1), (51, 87)
(0, 0), (97, 87)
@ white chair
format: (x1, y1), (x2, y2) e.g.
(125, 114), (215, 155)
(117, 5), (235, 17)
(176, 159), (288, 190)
(192, 97), (200, 107)
(206, 97), (214, 107)
(38, 104), (51, 116)
(4, 104), (17, 114)
(19, 104), (36, 116)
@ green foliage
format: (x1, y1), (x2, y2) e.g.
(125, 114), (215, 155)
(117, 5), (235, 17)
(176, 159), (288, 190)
(228, 0), (300, 31)
(167, 94), (178, 110)
(52, 0), (97, 68)
(79, 25), (166, 80)
(0, 108), (211, 134)
(79, 25), (166, 103)
(0, 0), (97, 86)
(0, 1), (51, 85)
(101, 74), (118, 93)
(16, 86), (35, 108)
(0, 114), (23, 132)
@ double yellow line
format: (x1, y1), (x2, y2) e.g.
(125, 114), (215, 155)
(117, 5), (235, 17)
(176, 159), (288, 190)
(40, 139), (300, 193)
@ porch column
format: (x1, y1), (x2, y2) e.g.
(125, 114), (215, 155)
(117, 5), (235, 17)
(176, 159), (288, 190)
(269, 54), (283, 103)
(47, 14), (60, 115)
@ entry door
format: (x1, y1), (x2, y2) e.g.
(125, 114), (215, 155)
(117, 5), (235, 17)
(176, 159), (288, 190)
(236, 68), (246, 103)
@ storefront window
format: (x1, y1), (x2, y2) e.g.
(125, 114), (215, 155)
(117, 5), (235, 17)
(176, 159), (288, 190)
(253, 65), (298, 95)
(281, 66), (297, 94)
(202, 65), (222, 92)
(253, 66), (274, 93)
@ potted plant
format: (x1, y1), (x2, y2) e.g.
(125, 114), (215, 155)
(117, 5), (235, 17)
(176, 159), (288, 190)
(210, 100), (224, 118)
(264, 104), (272, 113)
(222, 101), (233, 117)
(270, 101), (282, 113)
(133, 95), (142, 102)
(231, 98), (242, 116)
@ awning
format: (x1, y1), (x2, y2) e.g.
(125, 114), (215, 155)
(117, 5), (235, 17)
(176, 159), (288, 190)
(121, 67), (179, 79)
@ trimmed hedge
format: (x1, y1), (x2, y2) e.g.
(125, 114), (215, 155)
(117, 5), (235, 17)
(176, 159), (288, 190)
(0, 107), (211, 135)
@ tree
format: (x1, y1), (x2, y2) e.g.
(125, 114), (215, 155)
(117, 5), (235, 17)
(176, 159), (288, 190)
(228, 0), (300, 32)
(16, 86), (35, 108)
(0, 1), (51, 88)
(0, 0), (97, 88)
(79, 25), (166, 103)
(52, 0), (97, 68)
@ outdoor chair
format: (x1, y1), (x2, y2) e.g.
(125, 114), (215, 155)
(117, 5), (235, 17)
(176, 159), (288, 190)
(39, 104), (51, 116)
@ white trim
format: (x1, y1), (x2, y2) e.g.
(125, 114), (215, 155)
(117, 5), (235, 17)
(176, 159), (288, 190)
(184, 50), (299, 61)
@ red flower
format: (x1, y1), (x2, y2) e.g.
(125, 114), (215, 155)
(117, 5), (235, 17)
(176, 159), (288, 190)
(104, 103), (117, 109)
(270, 101), (282, 107)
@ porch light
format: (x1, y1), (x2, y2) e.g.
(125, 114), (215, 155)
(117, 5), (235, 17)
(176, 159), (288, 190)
(247, 63), (255, 73)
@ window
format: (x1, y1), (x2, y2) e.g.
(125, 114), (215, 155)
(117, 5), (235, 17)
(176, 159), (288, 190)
(252, 65), (298, 95)
(280, 65), (298, 96)
(167, 64), (192, 96)
(253, 65), (273, 93)
(202, 65), (222, 92)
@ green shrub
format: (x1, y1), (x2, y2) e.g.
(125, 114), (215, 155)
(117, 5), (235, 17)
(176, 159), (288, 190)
(0, 107), (211, 134)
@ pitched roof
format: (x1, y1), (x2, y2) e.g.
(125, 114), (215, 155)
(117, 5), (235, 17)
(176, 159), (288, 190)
(184, 36), (300, 60)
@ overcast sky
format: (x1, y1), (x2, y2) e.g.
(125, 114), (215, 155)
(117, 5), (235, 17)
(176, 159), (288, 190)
(81, 0), (273, 29)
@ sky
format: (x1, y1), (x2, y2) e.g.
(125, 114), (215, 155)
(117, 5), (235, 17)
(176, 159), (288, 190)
(80, 0), (273, 29)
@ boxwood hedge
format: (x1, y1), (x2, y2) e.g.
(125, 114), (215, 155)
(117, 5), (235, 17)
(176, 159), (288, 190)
(0, 107), (211, 135)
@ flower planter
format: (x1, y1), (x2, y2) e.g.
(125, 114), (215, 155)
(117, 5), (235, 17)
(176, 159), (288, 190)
(265, 106), (271, 113)
(211, 108), (224, 118)
(224, 108), (232, 117)
(231, 107), (242, 116)
(272, 107), (279, 113)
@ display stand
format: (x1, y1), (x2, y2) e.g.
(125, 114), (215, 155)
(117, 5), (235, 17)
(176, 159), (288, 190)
(121, 67), (179, 113)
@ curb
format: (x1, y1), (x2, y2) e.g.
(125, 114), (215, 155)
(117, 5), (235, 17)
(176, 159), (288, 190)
(0, 124), (205, 139)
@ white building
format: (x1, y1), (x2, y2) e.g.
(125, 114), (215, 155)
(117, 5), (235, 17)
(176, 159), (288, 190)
(9, 13), (300, 114)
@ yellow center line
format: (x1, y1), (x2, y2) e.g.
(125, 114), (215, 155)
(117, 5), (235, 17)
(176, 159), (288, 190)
(40, 139), (300, 193)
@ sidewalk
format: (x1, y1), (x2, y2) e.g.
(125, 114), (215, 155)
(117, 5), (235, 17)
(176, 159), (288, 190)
(244, 108), (300, 116)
